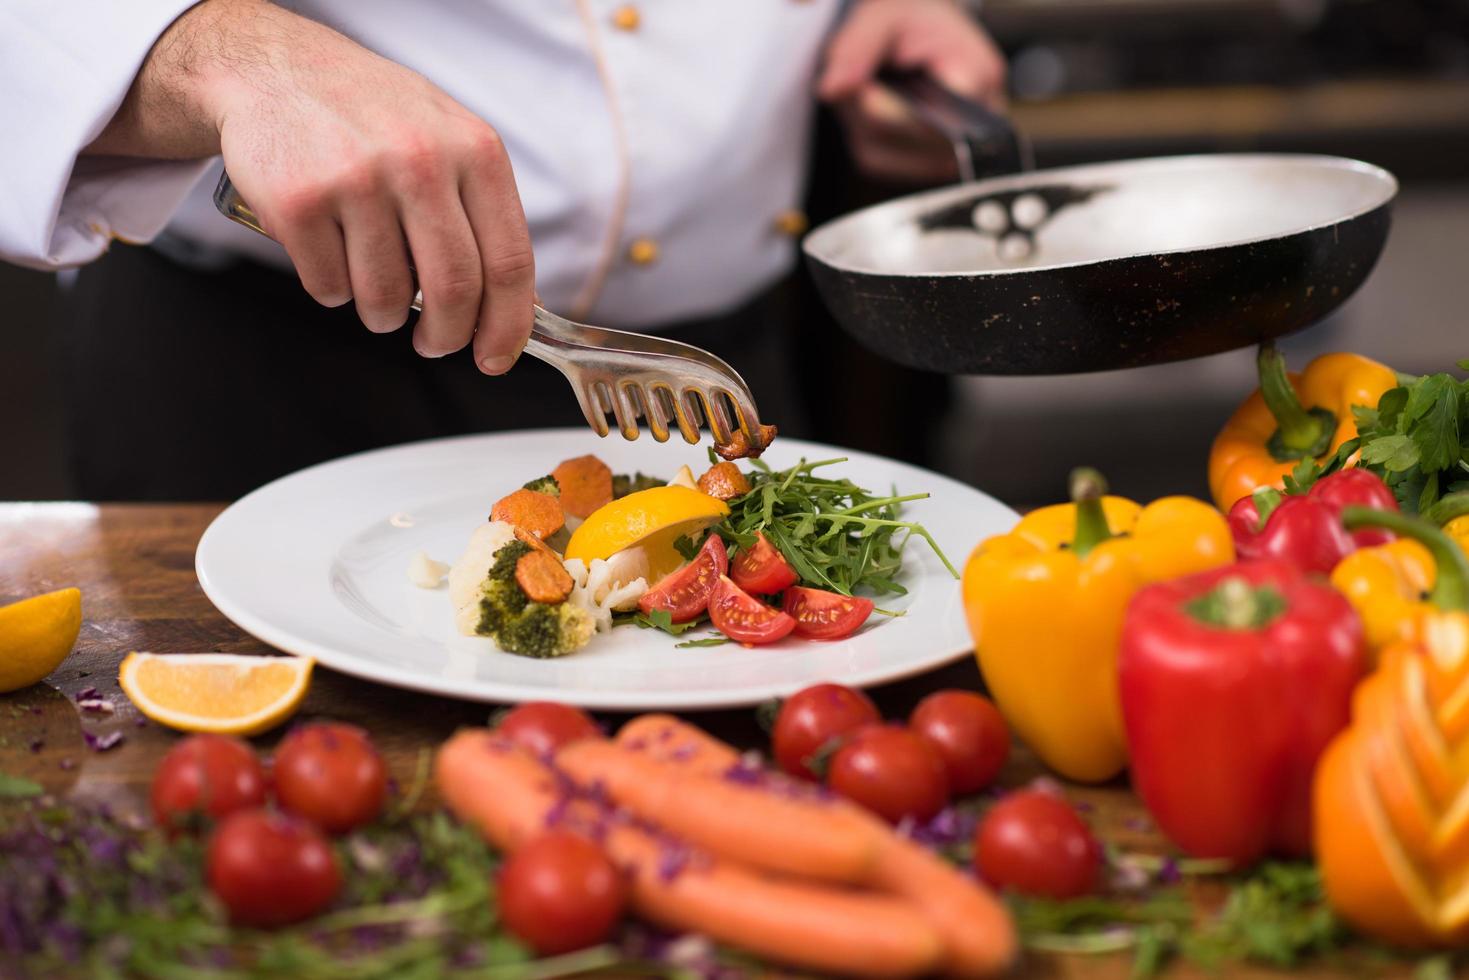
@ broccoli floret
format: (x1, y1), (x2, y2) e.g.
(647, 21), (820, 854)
(612, 472), (665, 499)
(522, 475), (561, 496)
(473, 539), (593, 657)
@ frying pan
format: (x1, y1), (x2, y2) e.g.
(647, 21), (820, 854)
(802, 73), (1398, 375)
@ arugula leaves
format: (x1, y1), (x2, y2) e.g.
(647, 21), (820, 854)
(629, 609), (701, 635)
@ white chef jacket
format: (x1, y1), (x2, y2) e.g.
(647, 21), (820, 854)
(0, 0), (842, 327)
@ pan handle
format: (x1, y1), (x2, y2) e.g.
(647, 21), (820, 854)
(876, 68), (1031, 182)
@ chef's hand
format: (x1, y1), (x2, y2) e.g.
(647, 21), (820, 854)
(818, 0), (1007, 185)
(85, 0), (532, 374)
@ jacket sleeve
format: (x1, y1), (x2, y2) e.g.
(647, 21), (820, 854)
(0, 0), (215, 270)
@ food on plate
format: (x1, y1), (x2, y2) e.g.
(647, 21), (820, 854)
(551, 454), (615, 519)
(494, 701), (603, 757)
(963, 468), (1233, 783)
(1228, 468), (1398, 576)
(151, 734), (268, 832)
(452, 535), (595, 657)
(611, 471), (667, 498)
(436, 720), (1016, 977)
(909, 690), (1009, 796)
(405, 550), (449, 589)
(498, 830), (628, 955)
(1119, 560), (1364, 864)
(206, 809), (342, 927)
(118, 652), (313, 735)
(708, 574), (796, 645)
(514, 548), (575, 604)
(783, 586), (875, 640)
(729, 530), (798, 594)
(713, 423), (779, 461)
(771, 682), (881, 780)
(974, 787), (1102, 900)
(490, 487), (565, 540)
(565, 484), (729, 584)
(1313, 519), (1469, 945)
(1332, 507), (1469, 658)
(1209, 344), (1395, 511)
(827, 724), (950, 824)
(667, 464), (698, 490)
(0, 586), (82, 693)
(637, 533), (727, 623)
(696, 461), (751, 501)
(273, 722), (389, 835)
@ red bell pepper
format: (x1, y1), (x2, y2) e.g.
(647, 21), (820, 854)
(1118, 559), (1365, 864)
(1226, 469), (1398, 574)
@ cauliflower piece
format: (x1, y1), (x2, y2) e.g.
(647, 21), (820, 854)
(406, 551), (450, 589)
(449, 521), (517, 613)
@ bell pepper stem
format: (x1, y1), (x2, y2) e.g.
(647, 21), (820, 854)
(1258, 343), (1336, 461)
(1252, 487), (1284, 530)
(1426, 491), (1469, 527)
(1342, 506), (1469, 612)
(1069, 467), (1113, 559)
(1184, 576), (1287, 630)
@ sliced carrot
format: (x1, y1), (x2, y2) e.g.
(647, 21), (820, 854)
(615, 713), (741, 774)
(515, 549), (574, 604)
(436, 728), (945, 978)
(513, 525), (562, 560)
(557, 740), (887, 884)
(491, 488), (564, 539)
(551, 455), (614, 519)
(696, 462), (751, 501)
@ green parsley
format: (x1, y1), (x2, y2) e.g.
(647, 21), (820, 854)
(673, 636), (730, 649)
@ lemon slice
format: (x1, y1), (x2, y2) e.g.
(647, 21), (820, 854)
(564, 486), (729, 582)
(0, 587), (82, 693)
(119, 653), (312, 735)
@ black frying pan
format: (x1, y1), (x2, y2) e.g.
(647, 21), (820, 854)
(802, 73), (1397, 376)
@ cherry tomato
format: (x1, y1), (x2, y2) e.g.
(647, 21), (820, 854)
(974, 789), (1102, 899)
(495, 702), (602, 758)
(708, 575), (796, 645)
(498, 830), (627, 955)
(273, 722), (388, 834)
(782, 586), (875, 641)
(730, 531), (799, 595)
(771, 683), (880, 780)
(638, 534), (728, 623)
(909, 690), (1010, 795)
(150, 734), (268, 832)
(828, 725), (949, 823)
(206, 809), (342, 927)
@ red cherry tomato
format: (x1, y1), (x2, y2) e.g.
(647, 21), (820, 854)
(708, 575), (796, 645)
(771, 683), (881, 780)
(206, 809), (342, 927)
(730, 532), (799, 595)
(495, 702), (602, 758)
(975, 789), (1102, 899)
(828, 725), (949, 823)
(498, 831), (627, 955)
(273, 722), (388, 834)
(638, 534), (728, 623)
(909, 690), (1010, 795)
(150, 734), (268, 832)
(782, 586), (875, 641)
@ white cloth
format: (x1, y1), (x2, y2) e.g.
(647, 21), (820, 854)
(1, 0), (841, 327)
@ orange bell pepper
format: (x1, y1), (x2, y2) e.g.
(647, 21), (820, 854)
(1208, 344), (1395, 512)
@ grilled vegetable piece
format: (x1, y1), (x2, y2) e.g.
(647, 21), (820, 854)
(471, 540), (593, 657)
(612, 472), (666, 499)
(552, 455), (615, 519)
(491, 488), (565, 540)
(697, 462), (750, 501)
(515, 549), (574, 604)
(522, 475), (561, 496)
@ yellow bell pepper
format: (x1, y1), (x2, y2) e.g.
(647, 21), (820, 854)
(1209, 344), (1395, 512)
(1425, 492), (1469, 559)
(962, 469), (1234, 783)
(1330, 507), (1469, 658)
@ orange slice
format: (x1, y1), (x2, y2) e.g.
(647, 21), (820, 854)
(119, 652), (312, 735)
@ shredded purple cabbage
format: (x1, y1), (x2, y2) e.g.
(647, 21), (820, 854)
(77, 699), (114, 715)
(82, 731), (124, 753)
(74, 687), (99, 702)
(28, 738), (43, 753)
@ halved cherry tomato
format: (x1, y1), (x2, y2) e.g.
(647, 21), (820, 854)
(731, 531), (799, 595)
(910, 690), (1010, 795)
(828, 724), (949, 823)
(783, 586), (875, 640)
(637, 534), (727, 624)
(495, 702), (602, 758)
(498, 830), (627, 955)
(772, 683), (880, 780)
(709, 575), (796, 645)
(974, 788), (1102, 899)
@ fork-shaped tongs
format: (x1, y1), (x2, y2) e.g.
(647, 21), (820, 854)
(213, 173), (773, 453)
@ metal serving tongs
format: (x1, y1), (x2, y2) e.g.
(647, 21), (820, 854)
(213, 173), (774, 454)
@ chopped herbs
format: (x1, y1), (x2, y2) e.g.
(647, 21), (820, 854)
(630, 609), (701, 635)
(713, 457), (957, 598)
(0, 772), (43, 798)
(672, 636), (730, 649)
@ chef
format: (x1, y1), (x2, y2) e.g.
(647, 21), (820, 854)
(1, 0), (1005, 498)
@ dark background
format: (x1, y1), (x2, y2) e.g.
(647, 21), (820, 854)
(5, 0), (1467, 507)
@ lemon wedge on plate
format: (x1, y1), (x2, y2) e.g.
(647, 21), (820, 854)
(564, 485), (728, 583)
(120, 652), (312, 735)
(0, 587), (82, 693)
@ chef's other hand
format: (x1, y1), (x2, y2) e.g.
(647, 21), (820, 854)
(87, 0), (533, 374)
(818, 0), (1007, 186)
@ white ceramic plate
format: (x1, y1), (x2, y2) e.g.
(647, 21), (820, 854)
(195, 430), (1018, 710)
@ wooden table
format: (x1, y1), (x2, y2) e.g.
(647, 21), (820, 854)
(0, 503), (1397, 978)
